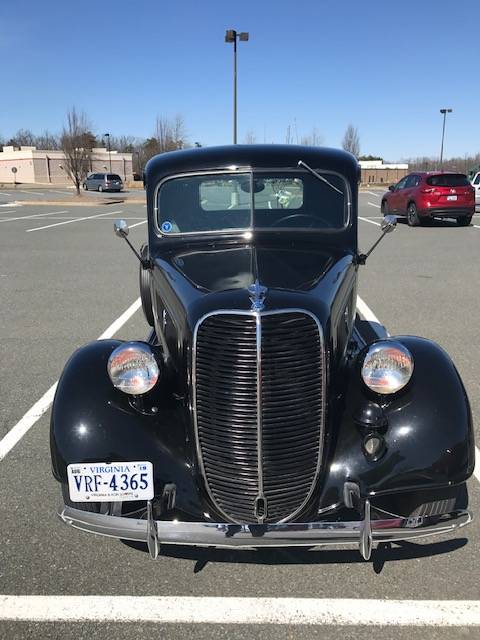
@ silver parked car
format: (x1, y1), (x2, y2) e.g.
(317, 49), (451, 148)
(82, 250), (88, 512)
(83, 173), (123, 192)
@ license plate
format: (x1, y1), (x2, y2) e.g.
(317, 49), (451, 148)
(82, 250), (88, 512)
(67, 461), (154, 502)
(447, 195), (457, 201)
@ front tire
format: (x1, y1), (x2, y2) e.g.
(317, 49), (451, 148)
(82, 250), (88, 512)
(457, 216), (472, 226)
(98, 185), (103, 192)
(83, 183), (88, 191)
(407, 202), (420, 227)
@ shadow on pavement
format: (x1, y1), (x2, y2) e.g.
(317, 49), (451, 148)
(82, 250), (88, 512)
(121, 537), (468, 574)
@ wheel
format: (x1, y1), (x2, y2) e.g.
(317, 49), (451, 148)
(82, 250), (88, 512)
(98, 185), (103, 192)
(381, 200), (388, 215)
(407, 202), (420, 227)
(82, 183), (87, 190)
(139, 244), (154, 327)
(61, 484), (100, 513)
(457, 216), (472, 226)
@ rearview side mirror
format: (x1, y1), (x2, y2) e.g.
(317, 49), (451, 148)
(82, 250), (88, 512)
(114, 219), (129, 238)
(381, 215), (397, 233)
(388, 185), (395, 192)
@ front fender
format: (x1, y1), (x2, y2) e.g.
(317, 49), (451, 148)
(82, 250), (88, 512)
(320, 335), (475, 506)
(49, 340), (204, 517)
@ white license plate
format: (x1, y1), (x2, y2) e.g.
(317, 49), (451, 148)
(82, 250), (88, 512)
(447, 195), (457, 201)
(67, 461), (154, 502)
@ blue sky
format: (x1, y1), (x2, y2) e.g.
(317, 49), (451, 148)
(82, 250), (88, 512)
(1, 0), (477, 160)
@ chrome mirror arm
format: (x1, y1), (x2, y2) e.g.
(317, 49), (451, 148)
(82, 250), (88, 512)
(113, 219), (151, 269)
(357, 215), (397, 265)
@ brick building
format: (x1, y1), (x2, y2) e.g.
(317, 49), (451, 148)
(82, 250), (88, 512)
(359, 160), (408, 185)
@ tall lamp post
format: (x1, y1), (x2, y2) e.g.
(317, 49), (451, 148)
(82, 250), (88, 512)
(104, 132), (112, 172)
(439, 108), (452, 170)
(225, 29), (249, 144)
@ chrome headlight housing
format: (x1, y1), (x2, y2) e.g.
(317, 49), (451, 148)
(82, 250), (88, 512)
(107, 342), (160, 395)
(361, 341), (413, 395)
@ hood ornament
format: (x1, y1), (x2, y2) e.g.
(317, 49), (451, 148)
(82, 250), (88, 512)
(248, 280), (267, 312)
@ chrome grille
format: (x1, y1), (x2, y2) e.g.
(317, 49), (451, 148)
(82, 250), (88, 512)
(194, 311), (324, 523)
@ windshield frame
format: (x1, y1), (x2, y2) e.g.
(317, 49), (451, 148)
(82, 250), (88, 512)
(153, 168), (352, 238)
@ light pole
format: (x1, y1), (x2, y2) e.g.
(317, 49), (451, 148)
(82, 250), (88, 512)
(439, 108), (452, 170)
(104, 132), (112, 172)
(225, 29), (249, 144)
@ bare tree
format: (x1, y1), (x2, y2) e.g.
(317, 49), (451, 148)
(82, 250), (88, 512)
(6, 128), (36, 147)
(60, 108), (94, 195)
(155, 114), (187, 153)
(244, 130), (257, 144)
(300, 127), (323, 147)
(35, 130), (60, 150)
(342, 124), (360, 157)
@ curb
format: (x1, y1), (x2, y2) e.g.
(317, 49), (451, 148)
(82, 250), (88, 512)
(13, 198), (146, 207)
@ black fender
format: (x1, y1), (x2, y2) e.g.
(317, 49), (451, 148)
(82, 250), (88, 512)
(319, 335), (475, 507)
(50, 340), (205, 518)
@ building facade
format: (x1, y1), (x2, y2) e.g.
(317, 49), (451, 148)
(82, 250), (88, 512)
(0, 146), (134, 184)
(359, 160), (408, 185)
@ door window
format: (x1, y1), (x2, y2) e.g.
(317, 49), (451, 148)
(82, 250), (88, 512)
(396, 177), (408, 190)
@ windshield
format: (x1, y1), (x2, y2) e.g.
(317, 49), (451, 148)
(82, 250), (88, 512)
(157, 171), (348, 235)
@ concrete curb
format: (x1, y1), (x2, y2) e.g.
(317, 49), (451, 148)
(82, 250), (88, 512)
(13, 198), (146, 207)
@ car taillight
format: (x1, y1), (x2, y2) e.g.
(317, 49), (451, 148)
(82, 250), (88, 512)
(421, 188), (435, 194)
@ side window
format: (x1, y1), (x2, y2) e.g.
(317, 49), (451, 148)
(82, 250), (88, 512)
(396, 177), (408, 190)
(405, 175), (418, 188)
(93, 174), (101, 180)
(474, 174), (480, 185)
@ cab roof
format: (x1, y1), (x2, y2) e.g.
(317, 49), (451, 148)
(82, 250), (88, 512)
(144, 144), (360, 186)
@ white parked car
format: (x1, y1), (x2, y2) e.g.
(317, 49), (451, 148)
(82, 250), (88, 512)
(471, 172), (480, 205)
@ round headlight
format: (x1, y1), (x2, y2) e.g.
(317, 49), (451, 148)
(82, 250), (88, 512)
(361, 341), (413, 395)
(107, 342), (159, 395)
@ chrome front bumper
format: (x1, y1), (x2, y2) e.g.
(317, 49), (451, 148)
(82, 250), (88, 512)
(58, 501), (472, 561)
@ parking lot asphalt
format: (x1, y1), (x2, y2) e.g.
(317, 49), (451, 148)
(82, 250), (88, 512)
(0, 192), (479, 638)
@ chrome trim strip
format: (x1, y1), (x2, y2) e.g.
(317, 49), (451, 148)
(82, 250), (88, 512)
(59, 506), (472, 550)
(192, 308), (325, 525)
(255, 311), (265, 523)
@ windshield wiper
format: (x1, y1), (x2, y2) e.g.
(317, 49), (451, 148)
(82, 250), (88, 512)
(297, 160), (343, 195)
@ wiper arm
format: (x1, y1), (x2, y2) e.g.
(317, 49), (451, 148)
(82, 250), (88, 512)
(297, 160), (343, 195)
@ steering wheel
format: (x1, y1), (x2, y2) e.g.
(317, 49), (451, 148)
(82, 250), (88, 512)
(274, 213), (328, 228)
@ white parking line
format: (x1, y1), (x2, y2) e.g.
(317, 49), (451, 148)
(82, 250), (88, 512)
(18, 190), (45, 196)
(364, 191), (381, 197)
(26, 210), (122, 232)
(0, 297), (141, 461)
(0, 595), (479, 625)
(0, 210), (68, 223)
(359, 216), (381, 227)
(0, 191), (11, 196)
(367, 201), (381, 209)
(129, 220), (147, 229)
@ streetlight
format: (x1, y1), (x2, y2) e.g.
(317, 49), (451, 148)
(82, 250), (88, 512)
(104, 132), (112, 172)
(439, 108), (452, 170)
(225, 29), (249, 144)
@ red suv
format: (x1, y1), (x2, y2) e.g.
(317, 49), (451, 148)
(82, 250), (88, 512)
(381, 172), (475, 226)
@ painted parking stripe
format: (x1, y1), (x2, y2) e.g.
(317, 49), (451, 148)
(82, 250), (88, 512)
(129, 220), (147, 229)
(359, 216), (381, 227)
(0, 210), (68, 223)
(367, 201), (381, 209)
(0, 297), (141, 462)
(26, 210), (122, 232)
(18, 190), (45, 196)
(0, 596), (479, 625)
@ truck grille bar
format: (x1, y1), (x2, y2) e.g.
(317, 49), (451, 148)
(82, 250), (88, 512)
(193, 310), (325, 524)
